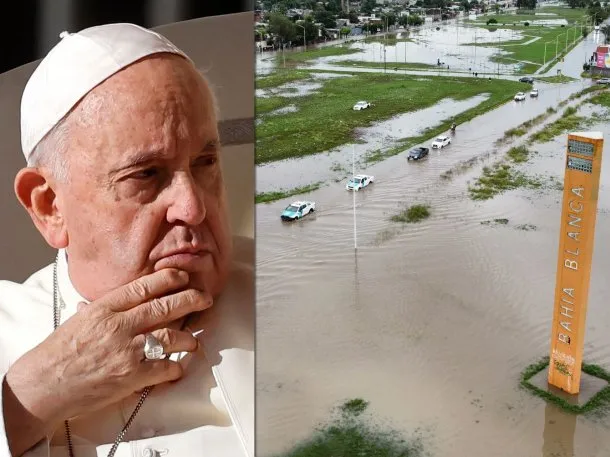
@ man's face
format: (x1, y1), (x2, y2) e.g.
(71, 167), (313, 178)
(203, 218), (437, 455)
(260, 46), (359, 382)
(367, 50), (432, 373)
(55, 54), (232, 300)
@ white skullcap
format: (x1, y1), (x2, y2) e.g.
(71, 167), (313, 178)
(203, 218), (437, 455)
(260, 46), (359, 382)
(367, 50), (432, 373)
(20, 23), (191, 161)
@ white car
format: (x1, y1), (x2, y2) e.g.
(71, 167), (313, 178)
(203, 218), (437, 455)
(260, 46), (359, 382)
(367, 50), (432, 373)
(514, 92), (526, 101)
(281, 201), (315, 221)
(530, 89), (539, 97)
(346, 174), (375, 191)
(431, 135), (451, 149)
(353, 101), (371, 111)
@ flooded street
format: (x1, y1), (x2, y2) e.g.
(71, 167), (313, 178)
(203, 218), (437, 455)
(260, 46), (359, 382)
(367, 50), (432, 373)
(256, 21), (610, 456)
(255, 77), (610, 456)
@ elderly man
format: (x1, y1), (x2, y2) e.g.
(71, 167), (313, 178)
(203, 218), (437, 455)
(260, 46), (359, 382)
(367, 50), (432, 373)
(0, 23), (254, 457)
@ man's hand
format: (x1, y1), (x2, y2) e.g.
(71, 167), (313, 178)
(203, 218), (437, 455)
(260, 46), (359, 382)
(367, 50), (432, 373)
(3, 268), (212, 456)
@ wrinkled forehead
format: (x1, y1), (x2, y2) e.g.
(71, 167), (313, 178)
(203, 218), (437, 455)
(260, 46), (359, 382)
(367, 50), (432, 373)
(67, 55), (219, 168)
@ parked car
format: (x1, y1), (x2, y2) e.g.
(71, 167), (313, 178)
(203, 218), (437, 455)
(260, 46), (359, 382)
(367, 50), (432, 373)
(597, 78), (610, 84)
(346, 174), (375, 191)
(407, 146), (430, 160)
(530, 89), (539, 97)
(431, 135), (451, 149)
(514, 92), (526, 101)
(353, 101), (371, 110)
(519, 76), (534, 83)
(281, 201), (316, 221)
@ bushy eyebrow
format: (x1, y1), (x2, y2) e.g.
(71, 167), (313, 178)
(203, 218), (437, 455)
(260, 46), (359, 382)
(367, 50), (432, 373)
(108, 139), (220, 177)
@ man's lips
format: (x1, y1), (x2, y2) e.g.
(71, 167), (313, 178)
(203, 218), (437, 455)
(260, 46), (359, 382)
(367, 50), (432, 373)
(153, 247), (213, 271)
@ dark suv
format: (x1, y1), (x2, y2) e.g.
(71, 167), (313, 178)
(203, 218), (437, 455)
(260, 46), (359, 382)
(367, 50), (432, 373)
(519, 76), (534, 83)
(407, 147), (429, 160)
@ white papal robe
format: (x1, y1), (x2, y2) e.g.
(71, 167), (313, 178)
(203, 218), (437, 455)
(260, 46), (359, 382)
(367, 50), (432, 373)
(0, 236), (254, 457)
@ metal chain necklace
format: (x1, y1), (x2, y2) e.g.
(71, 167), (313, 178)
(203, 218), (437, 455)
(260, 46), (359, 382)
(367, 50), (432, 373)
(52, 254), (154, 457)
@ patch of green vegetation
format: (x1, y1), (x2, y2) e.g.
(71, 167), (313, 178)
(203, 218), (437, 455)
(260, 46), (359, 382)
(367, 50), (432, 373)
(535, 75), (578, 84)
(340, 398), (369, 416)
(481, 218), (510, 225)
(276, 45), (362, 65)
(507, 145), (532, 163)
(339, 60), (439, 71)
(589, 91), (610, 107)
(516, 223), (537, 231)
(498, 109), (555, 144)
(528, 106), (589, 144)
(256, 70), (312, 89)
(469, 162), (542, 201)
(256, 182), (322, 204)
(521, 357), (610, 415)
(274, 399), (424, 457)
(256, 70), (527, 164)
(390, 204), (431, 223)
(257, 95), (290, 115)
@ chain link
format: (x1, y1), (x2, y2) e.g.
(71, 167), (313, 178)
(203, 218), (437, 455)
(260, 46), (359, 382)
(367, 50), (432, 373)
(53, 253), (153, 457)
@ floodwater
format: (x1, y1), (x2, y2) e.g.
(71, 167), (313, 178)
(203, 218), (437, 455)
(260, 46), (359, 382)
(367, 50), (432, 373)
(257, 21), (529, 76)
(257, 94), (491, 192)
(255, 74), (610, 457)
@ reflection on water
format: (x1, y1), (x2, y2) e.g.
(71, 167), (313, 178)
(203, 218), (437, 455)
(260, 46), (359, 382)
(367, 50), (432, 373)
(542, 403), (576, 457)
(256, 80), (610, 456)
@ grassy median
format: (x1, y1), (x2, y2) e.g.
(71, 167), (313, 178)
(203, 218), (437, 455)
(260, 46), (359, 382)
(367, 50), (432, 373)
(256, 70), (528, 164)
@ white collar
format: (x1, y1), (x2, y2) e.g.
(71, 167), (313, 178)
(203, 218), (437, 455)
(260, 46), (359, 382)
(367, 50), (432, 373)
(56, 248), (88, 321)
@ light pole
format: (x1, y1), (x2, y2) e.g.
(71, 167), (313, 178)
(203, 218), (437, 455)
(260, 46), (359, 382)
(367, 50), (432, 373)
(556, 32), (565, 59)
(296, 23), (306, 51)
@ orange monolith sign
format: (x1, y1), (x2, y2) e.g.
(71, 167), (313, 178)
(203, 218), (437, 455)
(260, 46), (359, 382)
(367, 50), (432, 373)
(548, 132), (603, 394)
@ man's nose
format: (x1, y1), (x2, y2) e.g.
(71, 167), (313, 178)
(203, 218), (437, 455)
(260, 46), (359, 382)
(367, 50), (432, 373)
(166, 173), (206, 226)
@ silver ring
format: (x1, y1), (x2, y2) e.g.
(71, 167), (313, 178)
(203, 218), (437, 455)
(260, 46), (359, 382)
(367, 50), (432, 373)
(143, 333), (165, 361)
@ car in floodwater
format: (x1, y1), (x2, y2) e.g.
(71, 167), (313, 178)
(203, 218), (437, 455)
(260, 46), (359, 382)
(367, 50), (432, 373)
(353, 101), (371, 111)
(431, 135), (451, 149)
(530, 89), (539, 97)
(597, 78), (610, 85)
(407, 146), (429, 160)
(346, 174), (375, 191)
(519, 76), (534, 83)
(281, 201), (316, 221)
(514, 92), (526, 101)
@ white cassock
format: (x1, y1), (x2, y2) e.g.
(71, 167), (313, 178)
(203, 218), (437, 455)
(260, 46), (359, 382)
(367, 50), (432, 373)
(0, 236), (254, 457)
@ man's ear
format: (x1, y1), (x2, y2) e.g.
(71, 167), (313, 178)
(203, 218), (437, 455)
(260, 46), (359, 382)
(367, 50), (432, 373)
(14, 168), (68, 249)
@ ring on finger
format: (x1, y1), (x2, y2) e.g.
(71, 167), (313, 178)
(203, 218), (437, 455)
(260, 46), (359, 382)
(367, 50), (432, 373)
(143, 332), (165, 361)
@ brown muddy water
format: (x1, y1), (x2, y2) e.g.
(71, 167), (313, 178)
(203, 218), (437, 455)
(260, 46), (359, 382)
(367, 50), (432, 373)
(256, 84), (610, 456)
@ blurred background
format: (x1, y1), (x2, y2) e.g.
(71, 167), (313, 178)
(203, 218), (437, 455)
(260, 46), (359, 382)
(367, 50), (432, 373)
(2, 0), (254, 74)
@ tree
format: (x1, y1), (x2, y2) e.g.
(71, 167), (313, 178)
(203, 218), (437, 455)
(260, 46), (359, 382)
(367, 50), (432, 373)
(516, 0), (536, 9)
(268, 12), (298, 43)
(601, 24), (610, 42)
(381, 13), (397, 27)
(461, 0), (471, 11)
(314, 9), (338, 28)
(407, 14), (424, 26)
(361, 0), (377, 14)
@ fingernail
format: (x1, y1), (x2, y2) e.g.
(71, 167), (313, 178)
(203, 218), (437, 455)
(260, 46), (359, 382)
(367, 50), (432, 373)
(178, 270), (189, 280)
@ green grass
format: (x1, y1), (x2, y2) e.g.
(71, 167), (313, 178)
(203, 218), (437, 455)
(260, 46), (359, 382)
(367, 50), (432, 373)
(275, 45), (362, 65)
(521, 357), (610, 415)
(490, 26), (585, 68)
(469, 7), (588, 25)
(257, 96), (292, 115)
(589, 91), (610, 107)
(255, 182), (322, 204)
(274, 399), (424, 457)
(528, 106), (589, 144)
(339, 60), (439, 71)
(257, 70), (312, 89)
(390, 204), (431, 223)
(469, 162), (542, 200)
(256, 70), (528, 164)
(535, 75), (578, 83)
(507, 145), (532, 163)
